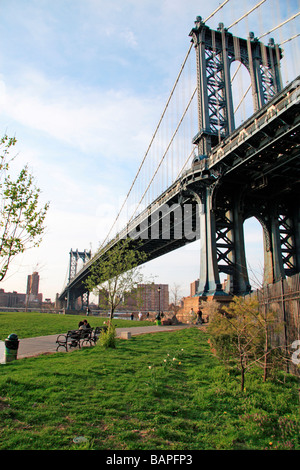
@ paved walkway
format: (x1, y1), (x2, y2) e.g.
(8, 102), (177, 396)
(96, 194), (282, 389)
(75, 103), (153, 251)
(15, 324), (193, 359)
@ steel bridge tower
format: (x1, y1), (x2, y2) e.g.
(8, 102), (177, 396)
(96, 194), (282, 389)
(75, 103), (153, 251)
(67, 249), (91, 310)
(189, 17), (299, 297)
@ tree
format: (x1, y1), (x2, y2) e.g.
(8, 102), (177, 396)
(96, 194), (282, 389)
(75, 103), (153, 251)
(0, 135), (49, 281)
(208, 296), (285, 391)
(251, 300), (285, 381)
(85, 237), (147, 319)
(170, 282), (182, 316)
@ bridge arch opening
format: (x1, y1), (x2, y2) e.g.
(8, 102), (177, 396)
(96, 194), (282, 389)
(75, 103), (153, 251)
(77, 258), (84, 272)
(230, 61), (254, 129)
(243, 216), (264, 290)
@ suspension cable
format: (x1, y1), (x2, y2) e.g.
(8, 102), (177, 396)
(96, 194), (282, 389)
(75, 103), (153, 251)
(259, 11), (300, 39)
(205, 0), (231, 22)
(234, 84), (251, 114)
(227, 0), (266, 30)
(231, 8), (300, 111)
(99, 1), (233, 247)
(100, 46), (196, 246)
(128, 88), (197, 223)
(280, 33), (300, 45)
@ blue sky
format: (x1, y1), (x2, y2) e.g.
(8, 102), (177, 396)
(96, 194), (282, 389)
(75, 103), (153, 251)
(0, 0), (299, 301)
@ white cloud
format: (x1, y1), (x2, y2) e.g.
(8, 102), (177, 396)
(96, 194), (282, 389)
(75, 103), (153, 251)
(0, 68), (163, 166)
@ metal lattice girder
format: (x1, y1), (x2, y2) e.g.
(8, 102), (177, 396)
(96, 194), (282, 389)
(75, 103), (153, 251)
(189, 17), (283, 155)
(216, 213), (234, 274)
(278, 208), (297, 276)
(81, 291), (90, 310)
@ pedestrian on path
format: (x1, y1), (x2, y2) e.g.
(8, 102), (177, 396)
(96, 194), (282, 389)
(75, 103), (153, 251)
(196, 308), (203, 325)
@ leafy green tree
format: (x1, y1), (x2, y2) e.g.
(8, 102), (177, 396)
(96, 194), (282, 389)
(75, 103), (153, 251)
(0, 135), (49, 281)
(85, 237), (147, 319)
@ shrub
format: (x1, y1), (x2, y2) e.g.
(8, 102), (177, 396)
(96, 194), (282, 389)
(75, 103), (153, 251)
(207, 296), (287, 391)
(208, 297), (264, 391)
(99, 322), (117, 349)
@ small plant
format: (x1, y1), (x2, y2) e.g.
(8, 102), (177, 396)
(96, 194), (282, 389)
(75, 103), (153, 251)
(145, 348), (185, 396)
(145, 365), (161, 396)
(99, 321), (117, 349)
(162, 348), (184, 370)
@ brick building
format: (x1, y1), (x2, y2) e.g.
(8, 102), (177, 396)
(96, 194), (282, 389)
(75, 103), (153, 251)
(135, 283), (169, 312)
(190, 279), (199, 297)
(0, 289), (26, 307)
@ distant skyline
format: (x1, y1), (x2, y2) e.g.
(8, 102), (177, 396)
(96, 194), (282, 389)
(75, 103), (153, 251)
(0, 0), (299, 301)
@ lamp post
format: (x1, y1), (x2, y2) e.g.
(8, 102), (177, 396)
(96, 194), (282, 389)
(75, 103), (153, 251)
(157, 286), (161, 314)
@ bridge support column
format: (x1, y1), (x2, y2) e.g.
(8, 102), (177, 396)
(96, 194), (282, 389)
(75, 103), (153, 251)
(251, 199), (299, 285)
(268, 209), (286, 283)
(222, 197), (251, 295)
(66, 288), (77, 311)
(185, 185), (252, 297)
(199, 188), (223, 296)
(261, 214), (275, 286)
(274, 202), (299, 280)
(189, 188), (224, 297)
(66, 288), (89, 311)
(80, 291), (90, 311)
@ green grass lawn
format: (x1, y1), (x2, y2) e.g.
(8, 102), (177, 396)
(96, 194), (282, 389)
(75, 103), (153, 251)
(0, 326), (299, 450)
(0, 311), (155, 340)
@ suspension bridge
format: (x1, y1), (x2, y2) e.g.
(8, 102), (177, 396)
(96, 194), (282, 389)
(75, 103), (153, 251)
(58, 1), (300, 310)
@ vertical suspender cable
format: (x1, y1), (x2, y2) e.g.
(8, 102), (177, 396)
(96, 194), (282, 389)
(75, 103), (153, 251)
(99, 0), (240, 247)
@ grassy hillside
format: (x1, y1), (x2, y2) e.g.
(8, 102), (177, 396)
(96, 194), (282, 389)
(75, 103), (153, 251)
(0, 328), (298, 450)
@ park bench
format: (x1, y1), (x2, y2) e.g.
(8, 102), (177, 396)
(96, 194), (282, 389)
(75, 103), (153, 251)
(56, 326), (107, 352)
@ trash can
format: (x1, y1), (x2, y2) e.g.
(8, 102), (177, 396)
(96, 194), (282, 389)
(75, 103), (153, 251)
(4, 334), (19, 363)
